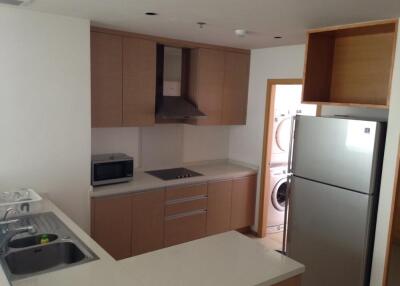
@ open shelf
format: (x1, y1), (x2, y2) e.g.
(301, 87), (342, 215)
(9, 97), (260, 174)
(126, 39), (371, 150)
(302, 19), (398, 108)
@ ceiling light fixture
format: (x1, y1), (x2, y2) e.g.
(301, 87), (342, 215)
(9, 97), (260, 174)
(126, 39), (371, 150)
(197, 22), (206, 29)
(145, 12), (158, 16)
(235, 29), (248, 37)
(274, 36), (283, 39)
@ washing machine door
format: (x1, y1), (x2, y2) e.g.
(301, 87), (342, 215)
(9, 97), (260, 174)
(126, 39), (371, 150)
(272, 178), (288, 212)
(275, 117), (292, 152)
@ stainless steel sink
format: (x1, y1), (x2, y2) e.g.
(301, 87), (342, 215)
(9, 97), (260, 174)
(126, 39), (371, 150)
(5, 242), (85, 275)
(0, 212), (98, 281)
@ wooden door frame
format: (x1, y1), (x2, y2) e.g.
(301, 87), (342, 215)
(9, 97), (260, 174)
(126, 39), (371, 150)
(383, 136), (400, 285)
(257, 78), (304, 237)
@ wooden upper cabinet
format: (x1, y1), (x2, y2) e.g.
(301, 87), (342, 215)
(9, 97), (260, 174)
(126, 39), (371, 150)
(222, 52), (250, 125)
(91, 195), (132, 260)
(131, 189), (165, 256)
(231, 175), (257, 230)
(189, 48), (225, 125)
(91, 32), (123, 127)
(303, 19), (398, 108)
(207, 180), (233, 235)
(123, 37), (157, 126)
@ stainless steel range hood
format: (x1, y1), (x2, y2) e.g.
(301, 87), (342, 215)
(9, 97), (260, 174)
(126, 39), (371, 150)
(155, 45), (205, 120)
(156, 96), (205, 119)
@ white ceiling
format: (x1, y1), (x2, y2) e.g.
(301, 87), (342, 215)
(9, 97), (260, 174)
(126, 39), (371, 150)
(16, 0), (400, 49)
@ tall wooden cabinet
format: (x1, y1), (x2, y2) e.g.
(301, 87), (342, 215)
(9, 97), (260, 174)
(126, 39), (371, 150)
(222, 52), (251, 125)
(189, 48), (225, 125)
(91, 32), (123, 127)
(91, 31), (156, 127)
(189, 48), (250, 125)
(123, 37), (156, 126)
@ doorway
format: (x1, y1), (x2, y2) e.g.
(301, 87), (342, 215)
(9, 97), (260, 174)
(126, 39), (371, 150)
(257, 79), (318, 249)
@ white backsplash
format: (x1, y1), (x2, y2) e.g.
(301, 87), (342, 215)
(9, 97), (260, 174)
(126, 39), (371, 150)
(91, 124), (230, 170)
(91, 127), (141, 167)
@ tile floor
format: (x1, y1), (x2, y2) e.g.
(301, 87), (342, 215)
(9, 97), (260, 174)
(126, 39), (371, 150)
(247, 231), (284, 251)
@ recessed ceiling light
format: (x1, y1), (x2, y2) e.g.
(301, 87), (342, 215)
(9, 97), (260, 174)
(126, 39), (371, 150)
(235, 29), (248, 37)
(197, 22), (207, 28)
(274, 36), (283, 39)
(145, 12), (158, 16)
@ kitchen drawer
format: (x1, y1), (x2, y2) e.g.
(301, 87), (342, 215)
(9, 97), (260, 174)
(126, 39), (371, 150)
(164, 210), (207, 247)
(166, 184), (207, 201)
(165, 196), (207, 216)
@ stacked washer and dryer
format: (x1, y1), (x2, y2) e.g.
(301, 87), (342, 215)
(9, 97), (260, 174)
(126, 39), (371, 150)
(267, 111), (292, 233)
(267, 104), (317, 234)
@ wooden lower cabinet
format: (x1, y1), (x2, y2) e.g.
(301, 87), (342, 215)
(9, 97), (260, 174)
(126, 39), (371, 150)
(131, 189), (165, 256)
(164, 211), (207, 247)
(92, 174), (257, 258)
(273, 275), (302, 286)
(207, 180), (233, 235)
(230, 175), (257, 230)
(91, 194), (132, 260)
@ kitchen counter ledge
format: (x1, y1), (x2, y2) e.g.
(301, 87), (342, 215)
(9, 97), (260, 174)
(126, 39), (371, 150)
(91, 160), (258, 198)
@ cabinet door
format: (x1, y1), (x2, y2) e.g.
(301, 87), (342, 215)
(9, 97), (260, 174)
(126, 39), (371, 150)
(91, 195), (132, 260)
(91, 32), (123, 127)
(131, 189), (165, 256)
(189, 48), (225, 125)
(207, 180), (232, 235)
(222, 52), (250, 125)
(164, 211), (207, 247)
(123, 37), (156, 126)
(231, 175), (257, 229)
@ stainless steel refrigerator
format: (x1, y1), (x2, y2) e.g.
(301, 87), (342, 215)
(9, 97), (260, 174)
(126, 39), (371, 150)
(286, 115), (386, 286)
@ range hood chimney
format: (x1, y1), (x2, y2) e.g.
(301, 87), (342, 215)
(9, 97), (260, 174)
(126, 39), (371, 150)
(155, 45), (205, 119)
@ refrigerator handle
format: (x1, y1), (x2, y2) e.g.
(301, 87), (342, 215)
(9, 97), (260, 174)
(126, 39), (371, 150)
(282, 173), (293, 255)
(287, 115), (296, 174)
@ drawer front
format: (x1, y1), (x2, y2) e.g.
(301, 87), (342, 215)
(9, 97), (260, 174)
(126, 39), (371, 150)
(165, 197), (207, 216)
(166, 184), (207, 201)
(164, 210), (207, 247)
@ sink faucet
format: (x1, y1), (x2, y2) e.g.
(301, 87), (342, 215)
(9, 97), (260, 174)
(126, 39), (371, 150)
(0, 225), (36, 254)
(2, 207), (18, 221)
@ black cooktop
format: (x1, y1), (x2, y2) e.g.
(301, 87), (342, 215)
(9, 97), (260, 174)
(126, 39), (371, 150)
(146, 168), (203, 181)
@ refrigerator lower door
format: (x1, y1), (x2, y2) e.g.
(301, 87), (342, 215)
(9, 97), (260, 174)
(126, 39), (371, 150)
(287, 177), (375, 286)
(292, 116), (384, 194)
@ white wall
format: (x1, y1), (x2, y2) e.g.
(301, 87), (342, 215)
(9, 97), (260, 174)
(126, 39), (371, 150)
(228, 45), (306, 229)
(370, 20), (400, 286)
(0, 7), (91, 231)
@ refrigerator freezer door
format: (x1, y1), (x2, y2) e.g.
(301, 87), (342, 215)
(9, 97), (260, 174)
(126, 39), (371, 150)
(287, 177), (375, 286)
(292, 116), (383, 194)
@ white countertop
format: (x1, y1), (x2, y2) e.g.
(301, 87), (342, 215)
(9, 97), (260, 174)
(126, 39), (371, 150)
(91, 160), (258, 198)
(2, 198), (304, 286)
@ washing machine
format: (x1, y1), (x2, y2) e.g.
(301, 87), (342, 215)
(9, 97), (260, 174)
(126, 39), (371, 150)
(267, 165), (289, 233)
(270, 112), (293, 165)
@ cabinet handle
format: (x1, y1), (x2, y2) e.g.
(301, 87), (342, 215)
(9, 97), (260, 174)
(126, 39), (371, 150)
(166, 195), (208, 205)
(165, 209), (207, 221)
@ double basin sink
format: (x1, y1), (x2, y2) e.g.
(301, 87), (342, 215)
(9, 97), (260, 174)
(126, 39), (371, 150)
(0, 212), (98, 281)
